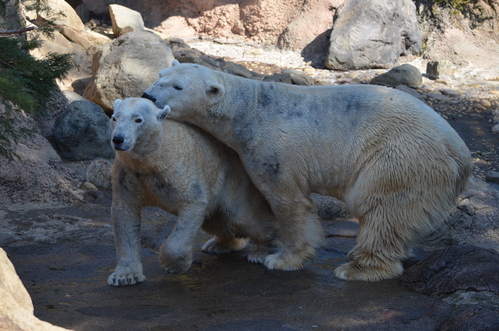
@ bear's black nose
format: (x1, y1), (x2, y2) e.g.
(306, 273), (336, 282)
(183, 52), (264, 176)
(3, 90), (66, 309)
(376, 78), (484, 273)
(112, 136), (124, 145)
(142, 93), (156, 103)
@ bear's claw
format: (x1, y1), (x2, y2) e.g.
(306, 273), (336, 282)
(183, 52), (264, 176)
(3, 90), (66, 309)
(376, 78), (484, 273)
(108, 272), (146, 286)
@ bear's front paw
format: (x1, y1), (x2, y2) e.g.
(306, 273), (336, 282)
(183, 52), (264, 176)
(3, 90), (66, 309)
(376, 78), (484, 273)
(159, 244), (192, 274)
(334, 260), (403, 281)
(108, 271), (146, 287)
(202, 237), (248, 254)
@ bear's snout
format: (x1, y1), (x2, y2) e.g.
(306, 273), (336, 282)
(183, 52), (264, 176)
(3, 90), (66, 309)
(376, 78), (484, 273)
(142, 93), (156, 103)
(112, 135), (125, 150)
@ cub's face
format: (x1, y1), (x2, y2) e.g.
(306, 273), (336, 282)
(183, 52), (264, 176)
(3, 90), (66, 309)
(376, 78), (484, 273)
(111, 98), (169, 152)
(142, 61), (224, 122)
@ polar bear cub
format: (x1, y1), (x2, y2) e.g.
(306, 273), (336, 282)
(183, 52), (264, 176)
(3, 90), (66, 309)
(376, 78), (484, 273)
(143, 61), (473, 281)
(108, 97), (279, 286)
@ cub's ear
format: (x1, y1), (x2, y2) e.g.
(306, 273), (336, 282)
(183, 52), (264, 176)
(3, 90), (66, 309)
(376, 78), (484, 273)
(157, 105), (171, 121)
(172, 59), (180, 66)
(113, 99), (122, 109)
(207, 84), (225, 106)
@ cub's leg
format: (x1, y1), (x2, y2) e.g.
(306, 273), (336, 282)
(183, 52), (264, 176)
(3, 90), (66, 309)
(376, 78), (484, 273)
(159, 201), (207, 274)
(263, 195), (324, 270)
(334, 201), (413, 281)
(108, 199), (145, 286)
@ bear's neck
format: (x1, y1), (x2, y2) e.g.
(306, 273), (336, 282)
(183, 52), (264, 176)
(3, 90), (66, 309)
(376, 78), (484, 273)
(127, 126), (163, 165)
(198, 73), (264, 148)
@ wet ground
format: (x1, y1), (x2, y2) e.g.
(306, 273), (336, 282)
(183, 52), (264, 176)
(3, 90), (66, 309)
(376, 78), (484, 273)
(2, 197), (456, 331)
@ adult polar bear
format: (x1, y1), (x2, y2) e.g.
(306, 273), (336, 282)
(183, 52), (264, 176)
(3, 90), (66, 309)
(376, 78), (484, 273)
(143, 61), (473, 281)
(108, 97), (280, 286)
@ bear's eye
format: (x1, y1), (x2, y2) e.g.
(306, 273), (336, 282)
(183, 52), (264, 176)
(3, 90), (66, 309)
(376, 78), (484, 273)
(173, 85), (183, 91)
(135, 118), (143, 123)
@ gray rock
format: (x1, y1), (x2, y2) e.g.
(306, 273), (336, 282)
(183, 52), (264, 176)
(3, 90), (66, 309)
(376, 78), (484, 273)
(62, 90), (86, 103)
(439, 88), (461, 97)
(436, 304), (499, 331)
(85, 159), (113, 190)
(109, 4), (145, 37)
(370, 64), (422, 88)
(426, 60), (456, 79)
(421, 179), (499, 252)
(486, 171), (499, 184)
(325, 0), (422, 70)
(263, 73), (292, 84)
(54, 101), (115, 161)
(395, 84), (424, 101)
(401, 246), (499, 296)
(282, 69), (316, 86)
(83, 30), (174, 114)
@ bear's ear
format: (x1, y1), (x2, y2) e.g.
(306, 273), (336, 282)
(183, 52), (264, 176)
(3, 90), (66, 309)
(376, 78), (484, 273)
(206, 84), (225, 106)
(113, 99), (122, 109)
(157, 105), (171, 122)
(172, 59), (180, 67)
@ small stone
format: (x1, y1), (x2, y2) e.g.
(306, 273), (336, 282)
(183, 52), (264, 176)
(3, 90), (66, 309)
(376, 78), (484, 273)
(370, 64), (422, 88)
(244, 48), (265, 56)
(303, 67), (316, 74)
(486, 171), (499, 184)
(82, 182), (98, 191)
(492, 124), (499, 133)
(435, 79), (450, 85)
(347, 72), (360, 79)
(480, 100), (492, 108)
(489, 90), (499, 95)
(440, 89), (460, 97)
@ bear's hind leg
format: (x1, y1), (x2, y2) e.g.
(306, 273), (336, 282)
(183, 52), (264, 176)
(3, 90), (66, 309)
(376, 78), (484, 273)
(334, 203), (413, 281)
(263, 196), (325, 270)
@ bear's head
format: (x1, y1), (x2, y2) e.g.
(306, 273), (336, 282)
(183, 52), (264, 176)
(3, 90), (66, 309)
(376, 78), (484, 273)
(142, 60), (225, 121)
(111, 97), (170, 156)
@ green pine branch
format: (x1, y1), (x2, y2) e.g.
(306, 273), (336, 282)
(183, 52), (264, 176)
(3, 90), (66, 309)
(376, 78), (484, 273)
(0, 0), (73, 160)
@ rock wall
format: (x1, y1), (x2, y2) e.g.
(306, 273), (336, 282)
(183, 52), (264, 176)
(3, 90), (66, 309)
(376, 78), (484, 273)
(76, 0), (343, 51)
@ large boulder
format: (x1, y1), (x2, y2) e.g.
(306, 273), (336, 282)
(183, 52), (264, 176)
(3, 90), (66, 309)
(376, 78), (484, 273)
(109, 4), (145, 37)
(325, 0), (422, 70)
(83, 30), (174, 113)
(54, 101), (115, 161)
(0, 248), (71, 330)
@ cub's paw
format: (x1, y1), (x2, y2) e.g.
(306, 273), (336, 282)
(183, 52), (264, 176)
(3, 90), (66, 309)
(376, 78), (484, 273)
(334, 260), (403, 281)
(202, 237), (248, 254)
(108, 271), (146, 287)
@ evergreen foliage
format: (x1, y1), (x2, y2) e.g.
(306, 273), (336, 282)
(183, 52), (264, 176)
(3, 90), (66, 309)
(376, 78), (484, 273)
(0, 0), (73, 160)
